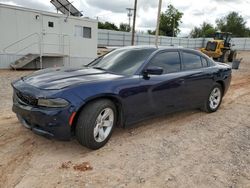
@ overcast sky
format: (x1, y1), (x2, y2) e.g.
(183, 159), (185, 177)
(1, 0), (250, 36)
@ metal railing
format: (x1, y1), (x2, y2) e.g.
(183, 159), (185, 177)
(3, 32), (41, 54)
(1, 32), (70, 69)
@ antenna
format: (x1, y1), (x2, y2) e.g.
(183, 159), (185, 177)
(50, 0), (83, 17)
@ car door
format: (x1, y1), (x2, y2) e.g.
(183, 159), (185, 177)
(138, 50), (186, 117)
(180, 50), (215, 108)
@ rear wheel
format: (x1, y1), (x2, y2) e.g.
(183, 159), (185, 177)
(229, 50), (237, 62)
(75, 99), (116, 149)
(202, 84), (222, 113)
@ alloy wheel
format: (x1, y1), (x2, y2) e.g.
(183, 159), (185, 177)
(93, 108), (114, 142)
(209, 87), (221, 110)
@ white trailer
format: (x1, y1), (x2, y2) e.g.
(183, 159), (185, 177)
(0, 3), (97, 69)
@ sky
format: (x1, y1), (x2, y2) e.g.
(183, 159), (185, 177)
(0, 0), (250, 36)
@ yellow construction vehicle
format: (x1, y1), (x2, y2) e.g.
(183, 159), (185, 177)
(200, 32), (237, 63)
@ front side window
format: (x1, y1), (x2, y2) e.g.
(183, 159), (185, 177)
(89, 48), (156, 75)
(148, 51), (181, 74)
(183, 52), (202, 70)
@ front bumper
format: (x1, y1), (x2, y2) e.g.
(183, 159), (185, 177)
(12, 96), (72, 141)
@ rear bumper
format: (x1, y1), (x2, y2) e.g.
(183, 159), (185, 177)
(12, 101), (72, 140)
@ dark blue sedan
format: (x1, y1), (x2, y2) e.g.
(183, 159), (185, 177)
(12, 46), (231, 149)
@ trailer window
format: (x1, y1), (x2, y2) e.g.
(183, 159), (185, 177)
(75, 26), (91, 38)
(48, 21), (54, 27)
(83, 27), (91, 38)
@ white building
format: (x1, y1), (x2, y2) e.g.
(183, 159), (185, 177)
(0, 3), (97, 69)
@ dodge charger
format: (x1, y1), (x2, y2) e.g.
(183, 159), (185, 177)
(12, 46), (231, 149)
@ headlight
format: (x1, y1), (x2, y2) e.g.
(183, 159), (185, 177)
(37, 98), (69, 108)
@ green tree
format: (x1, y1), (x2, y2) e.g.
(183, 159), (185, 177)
(216, 12), (250, 37)
(147, 4), (183, 36)
(190, 22), (216, 38)
(147, 30), (155, 35)
(159, 4), (183, 37)
(119, 23), (131, 32)
(98, 21), (119, 31)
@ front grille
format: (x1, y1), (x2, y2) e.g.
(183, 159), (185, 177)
(16, 90), (38, 106)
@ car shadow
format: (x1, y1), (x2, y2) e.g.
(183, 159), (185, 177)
(17, 108), (205, 155)
(111, 108), (204, 141)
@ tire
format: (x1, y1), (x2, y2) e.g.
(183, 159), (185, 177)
(221, 50), (230, 63)
(228, 50), (237, 62)
(202, 84), (223, 113)
(75, 99), (117, 150)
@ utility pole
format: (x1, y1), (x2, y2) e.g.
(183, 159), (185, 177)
(126, 8), (134, 31)
(172, 17), (175, 37)
(131, 0), (137, 45)
(155, 0), (162, 47)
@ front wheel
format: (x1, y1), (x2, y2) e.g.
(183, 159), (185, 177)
(202, 84), (223, 113)
(76, 99), (117, 150)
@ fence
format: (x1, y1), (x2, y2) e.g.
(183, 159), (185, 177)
(98, 29), (250, 50)
(1, 29), (250, 69)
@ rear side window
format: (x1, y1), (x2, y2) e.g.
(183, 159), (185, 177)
(201, 57), (208, 67)
(149, 51), (181, 74)
(208, 58), (216, 66)
(183, 52), (202, 70)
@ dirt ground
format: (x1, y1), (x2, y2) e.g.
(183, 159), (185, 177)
(0, 52), (249, 188)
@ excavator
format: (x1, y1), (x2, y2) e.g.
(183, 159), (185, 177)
(200, 32), (237, 63)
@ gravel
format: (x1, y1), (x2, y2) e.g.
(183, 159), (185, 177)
(0, 52), (249, 188)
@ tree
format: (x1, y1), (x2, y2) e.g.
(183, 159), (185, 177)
(119, 23), (131, 32)
(147, 30), (155, 35)
(159, 4), (183, 37)
(146, 4), (183, 36)
(98, 21), (119, 31)
(190, 22), (216, 38)
(216, 12), (250, 37)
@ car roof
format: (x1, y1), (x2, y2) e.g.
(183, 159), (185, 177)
(117, 45), (211, 60)
(117, 45), (199, 53)
(117, 45), (191, 50)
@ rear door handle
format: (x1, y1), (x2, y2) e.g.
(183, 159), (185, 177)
(208, 73), (214, 78)
(178, 79), (185, 84)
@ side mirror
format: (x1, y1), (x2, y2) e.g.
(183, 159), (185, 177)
(143, 66), (163, 77)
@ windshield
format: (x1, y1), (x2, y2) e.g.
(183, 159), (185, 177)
(88, 48), (156, 75)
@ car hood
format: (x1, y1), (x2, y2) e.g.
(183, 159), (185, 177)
(22, 67), (123, 90)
